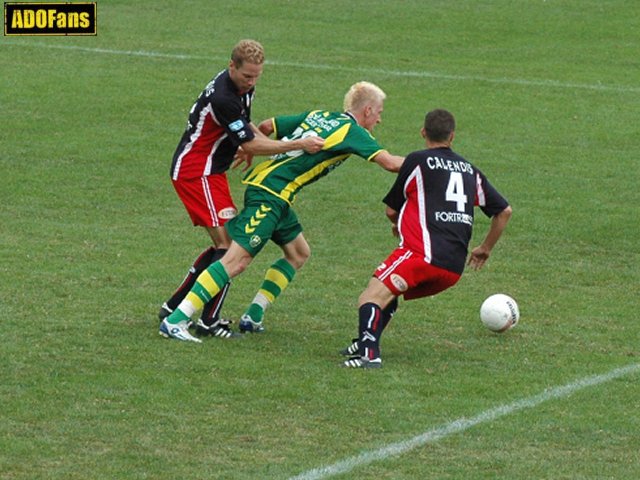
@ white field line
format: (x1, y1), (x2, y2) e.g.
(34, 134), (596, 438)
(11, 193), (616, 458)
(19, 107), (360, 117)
(3, 41), (640, 94)
(288, 363), (640, 480)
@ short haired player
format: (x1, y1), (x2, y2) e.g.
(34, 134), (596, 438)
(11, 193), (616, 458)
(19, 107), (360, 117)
(159, 81), (405, 342)
(341, 108), (513, 368)
(160, 39), (323, 339)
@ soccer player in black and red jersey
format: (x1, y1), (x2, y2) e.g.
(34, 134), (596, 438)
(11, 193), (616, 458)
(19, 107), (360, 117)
(160, 39), (323, 342)
(341, 109), (513, 368)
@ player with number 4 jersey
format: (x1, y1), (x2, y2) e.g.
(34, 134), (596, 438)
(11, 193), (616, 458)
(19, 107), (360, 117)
(383, 140), (508, 278)
(341, 109), (512, 368)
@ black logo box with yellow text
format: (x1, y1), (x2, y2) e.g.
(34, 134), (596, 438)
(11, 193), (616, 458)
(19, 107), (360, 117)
(4, 2), (96, 35)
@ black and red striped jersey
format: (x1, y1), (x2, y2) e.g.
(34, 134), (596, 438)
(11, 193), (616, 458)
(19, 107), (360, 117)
(170, 69), (255, 180)
(383, 147), (509, 275)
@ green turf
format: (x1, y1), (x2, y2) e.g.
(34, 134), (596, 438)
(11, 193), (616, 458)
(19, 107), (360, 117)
(1, 1), (639, 479)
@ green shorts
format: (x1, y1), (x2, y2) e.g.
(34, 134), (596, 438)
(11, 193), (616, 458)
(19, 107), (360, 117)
(225, 186), (303, 257)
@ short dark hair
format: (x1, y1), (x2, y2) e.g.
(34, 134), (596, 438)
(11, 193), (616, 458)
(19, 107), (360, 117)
(424, 109), (455, 142)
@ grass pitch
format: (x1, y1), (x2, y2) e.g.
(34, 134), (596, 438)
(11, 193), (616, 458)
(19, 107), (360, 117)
(1, 1), (639, 479)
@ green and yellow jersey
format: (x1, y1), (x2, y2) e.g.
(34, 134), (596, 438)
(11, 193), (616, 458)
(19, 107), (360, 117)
(242, 110), (384, 204)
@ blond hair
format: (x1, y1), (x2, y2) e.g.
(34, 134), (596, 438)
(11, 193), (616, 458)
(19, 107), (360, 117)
(343, 81), (386, 112)
(231, 39), (265, 66)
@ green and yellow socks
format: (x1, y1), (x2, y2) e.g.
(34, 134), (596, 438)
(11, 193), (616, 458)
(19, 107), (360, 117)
(165, 257), (296, 326)
(166, 261), (229, 324)
(243, 258), (296, 324)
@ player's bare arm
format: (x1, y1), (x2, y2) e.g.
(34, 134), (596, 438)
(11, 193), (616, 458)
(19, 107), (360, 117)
(233, 118), (323, 170)
(372, 151), (404, 172)
(240, 128), (324, 157)
(467, 205), (512, 270)
(233, 131), (324, 166)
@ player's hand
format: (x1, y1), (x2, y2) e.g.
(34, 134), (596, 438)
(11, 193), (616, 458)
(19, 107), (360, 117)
(232, 147), (254, 171)
(391, 224), (399, 237)
(467, 245), (490, 270)
(301, 136), (325, 153)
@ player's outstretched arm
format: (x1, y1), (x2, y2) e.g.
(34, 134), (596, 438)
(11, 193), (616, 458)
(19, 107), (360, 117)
(241, 131), (324, 156)
(467, 205), (512, 270)
(372, 151), (404, 172)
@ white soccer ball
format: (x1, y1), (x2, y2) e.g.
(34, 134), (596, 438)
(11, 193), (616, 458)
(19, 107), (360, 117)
(480, 294), (519, 332)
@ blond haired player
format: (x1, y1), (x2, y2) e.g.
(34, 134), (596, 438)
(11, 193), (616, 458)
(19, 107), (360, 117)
(160, 82), (404, 342)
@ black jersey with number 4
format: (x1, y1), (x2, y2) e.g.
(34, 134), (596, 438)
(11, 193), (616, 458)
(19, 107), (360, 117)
(383, 147), (509, 274)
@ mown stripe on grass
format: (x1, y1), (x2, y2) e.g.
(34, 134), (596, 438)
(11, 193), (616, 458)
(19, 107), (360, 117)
(288, 363), (640, 480)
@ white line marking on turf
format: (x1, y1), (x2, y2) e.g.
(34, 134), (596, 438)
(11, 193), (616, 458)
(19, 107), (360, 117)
(4, 41), (640, 94)
(288, 363), (640, 480)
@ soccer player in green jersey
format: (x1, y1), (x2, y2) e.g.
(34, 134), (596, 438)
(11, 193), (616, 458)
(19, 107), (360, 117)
(159, 81), (405, 342)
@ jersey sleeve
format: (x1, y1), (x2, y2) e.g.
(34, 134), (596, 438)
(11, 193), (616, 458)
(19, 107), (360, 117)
(344, 125), (384, 161)
(475, 169), (510, 217)
(211, 94), (255, 146)
(273, 112), (312, 139)
(382, 154), (417, 211)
